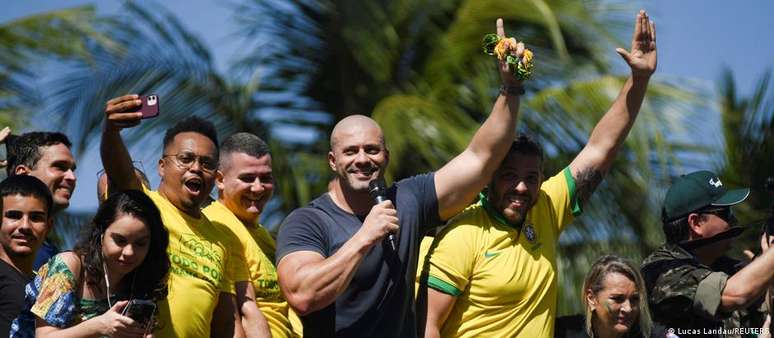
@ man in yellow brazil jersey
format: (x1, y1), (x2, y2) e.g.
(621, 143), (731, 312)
(101, 98), (262, 338)
(203, 132), (303, 337)
(420, 9), (657, 338)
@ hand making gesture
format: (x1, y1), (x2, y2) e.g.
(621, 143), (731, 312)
(0, 126), (11, 168)
(616, 10), (657, 78)
(495, 18), (526, 86)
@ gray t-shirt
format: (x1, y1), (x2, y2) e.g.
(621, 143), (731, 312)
(276, 173), (441, 338)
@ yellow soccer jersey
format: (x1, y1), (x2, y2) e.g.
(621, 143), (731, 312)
(416, 235), (434, 298)
(144, 188), (249, 338)
(203, 201), (298, 338)
(426, 167), (579, 338)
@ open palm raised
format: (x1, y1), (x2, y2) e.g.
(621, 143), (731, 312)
(616, 10), (657, 78)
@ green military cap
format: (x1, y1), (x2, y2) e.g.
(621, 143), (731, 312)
(662, 170), (749, 222)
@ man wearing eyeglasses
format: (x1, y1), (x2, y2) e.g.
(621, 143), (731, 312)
(101, 95), (258, 338)
(642, 170), (774, 337)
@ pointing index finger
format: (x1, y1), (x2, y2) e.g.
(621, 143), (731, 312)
(496, 18), (505, 38)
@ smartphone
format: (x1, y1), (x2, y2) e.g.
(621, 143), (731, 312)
(139, 94), (160, 119)
(122, 299), (156, 332)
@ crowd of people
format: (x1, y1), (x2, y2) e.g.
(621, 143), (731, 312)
(0, 9), (772, 338)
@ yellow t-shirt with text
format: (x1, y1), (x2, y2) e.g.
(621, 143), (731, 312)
(424, 168), (578, 338)
(145, 188), (249, 338)
(203, 201), (303, 337)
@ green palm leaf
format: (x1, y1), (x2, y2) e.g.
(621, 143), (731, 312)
(0, 6), (114, 128)
(4, 0), (728, 318)
(717, 67), (774, 232)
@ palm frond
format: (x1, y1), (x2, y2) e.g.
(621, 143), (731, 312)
(718, 67), (774, 211)
(372, 94), (475, 181)
(0, 6), (114, 128)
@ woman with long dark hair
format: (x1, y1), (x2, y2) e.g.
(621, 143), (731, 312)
(11, 190), (169, 338)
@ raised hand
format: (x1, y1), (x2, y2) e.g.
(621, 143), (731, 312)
(0, 126), (11, 168)
(104, 94), (143, 132)
(616, 10), (657, 78)
(495, 18), (526, 86)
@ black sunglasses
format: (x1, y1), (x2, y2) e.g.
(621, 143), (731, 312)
(699, 207), (737, 226)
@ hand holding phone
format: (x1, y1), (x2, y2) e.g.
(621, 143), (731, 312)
(0, 126), (12, 168)
(121, 299), (156, 332)
(139, 95), (160, 119)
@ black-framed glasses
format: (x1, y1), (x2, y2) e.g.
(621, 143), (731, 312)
(162, 153), (218, 172)
(699, 207), (737, 226)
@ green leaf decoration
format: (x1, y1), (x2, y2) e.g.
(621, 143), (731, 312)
(505, 54), (518, 66)
(482, 33), (501, 55)
(516, 59), (534, 80)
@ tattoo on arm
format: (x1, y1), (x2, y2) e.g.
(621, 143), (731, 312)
(575, 168), (603, 205)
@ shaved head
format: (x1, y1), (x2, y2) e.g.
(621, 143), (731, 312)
(330, 115), (385, 150)
(328, 115), (389, 193)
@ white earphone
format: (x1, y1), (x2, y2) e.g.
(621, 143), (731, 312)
(100, 233), (138, 309)
(101, 234), (114, 308)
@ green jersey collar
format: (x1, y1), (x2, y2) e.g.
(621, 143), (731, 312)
(479, 192), (525, 230)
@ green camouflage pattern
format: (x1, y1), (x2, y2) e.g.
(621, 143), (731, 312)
(641, 244), (766, 337)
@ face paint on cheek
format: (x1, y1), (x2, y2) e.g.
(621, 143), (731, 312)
(604, 299), (616, 316)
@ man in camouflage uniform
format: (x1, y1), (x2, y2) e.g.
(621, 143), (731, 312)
(641, 170), (774, 337)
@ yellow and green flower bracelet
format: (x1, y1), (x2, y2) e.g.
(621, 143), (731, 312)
(482, 33), (534, 81)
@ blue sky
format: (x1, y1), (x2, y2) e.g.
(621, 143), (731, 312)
(3, 0), (774, 213)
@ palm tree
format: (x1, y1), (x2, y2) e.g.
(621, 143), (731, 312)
(0, 5), (115, 132)
(233, 0), (709, 313)
(12, 3), (331, 226)
(716, 67), (774, 245)
(1, 6), (125, 247)
(5, 0), (713, 314)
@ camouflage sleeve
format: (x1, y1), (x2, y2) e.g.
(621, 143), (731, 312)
(650, 263), (716, 318)
(693, 271), (729, 319)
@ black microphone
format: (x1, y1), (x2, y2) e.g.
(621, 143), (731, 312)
(368, 178), (397, 251)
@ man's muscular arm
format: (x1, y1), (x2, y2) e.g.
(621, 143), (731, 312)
(277, 201), (398, 315)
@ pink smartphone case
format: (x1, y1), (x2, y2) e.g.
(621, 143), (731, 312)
(139, 95), (160, 119)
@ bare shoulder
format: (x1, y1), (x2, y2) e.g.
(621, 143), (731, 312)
(54, 251), (82, 270)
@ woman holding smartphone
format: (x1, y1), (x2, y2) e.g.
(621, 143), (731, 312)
(11, 190), (169, 338)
